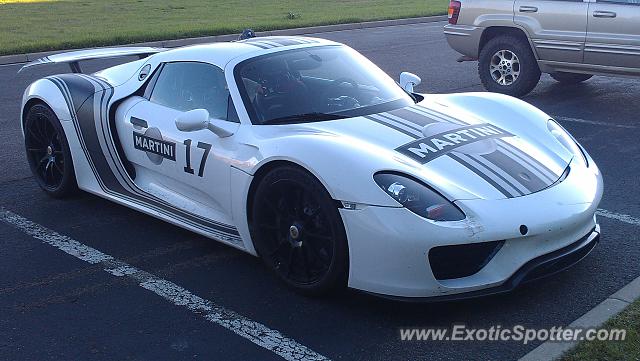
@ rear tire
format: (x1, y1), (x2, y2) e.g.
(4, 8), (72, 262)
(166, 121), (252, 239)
(250, 165), (349, 296)
(550, 72), (593, 84)
(24, 103), (78, 198)
(479, 35), (541, 97)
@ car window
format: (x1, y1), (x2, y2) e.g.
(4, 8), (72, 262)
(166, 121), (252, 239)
(234, 45), (414, 125)
(150, 62), (236, 121)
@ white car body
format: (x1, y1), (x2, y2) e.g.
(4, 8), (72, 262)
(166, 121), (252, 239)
(19, 36), (603, 299)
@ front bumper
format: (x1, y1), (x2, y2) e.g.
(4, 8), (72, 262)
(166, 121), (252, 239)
(365, 225), (599, 302)
(340, 159), (603, 298)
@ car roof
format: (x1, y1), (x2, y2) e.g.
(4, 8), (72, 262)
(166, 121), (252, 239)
(150, 36), (340, 68)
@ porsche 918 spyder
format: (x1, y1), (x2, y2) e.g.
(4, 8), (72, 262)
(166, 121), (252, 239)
(18, 35), (602, 299)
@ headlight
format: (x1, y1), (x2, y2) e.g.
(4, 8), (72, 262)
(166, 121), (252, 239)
(374, 172), (465, 221)
(547, 119), (588, 167)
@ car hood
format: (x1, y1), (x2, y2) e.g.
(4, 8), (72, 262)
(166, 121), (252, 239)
(302, 94), (573, 201)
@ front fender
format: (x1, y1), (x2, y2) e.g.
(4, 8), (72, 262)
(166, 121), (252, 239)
(242, 129), (402, 207)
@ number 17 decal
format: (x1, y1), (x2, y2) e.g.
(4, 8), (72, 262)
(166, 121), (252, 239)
(183, 139), (212, 177)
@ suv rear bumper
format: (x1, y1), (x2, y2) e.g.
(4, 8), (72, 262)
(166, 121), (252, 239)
(444, 24), (484, 59)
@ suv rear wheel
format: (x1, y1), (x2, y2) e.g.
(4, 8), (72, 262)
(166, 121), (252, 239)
(479, 35), (541, 97)
(550, 72), (593, 84)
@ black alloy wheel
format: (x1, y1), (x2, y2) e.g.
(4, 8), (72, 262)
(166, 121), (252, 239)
(24, 103), (77, 198)
(251, 166), (348, 295)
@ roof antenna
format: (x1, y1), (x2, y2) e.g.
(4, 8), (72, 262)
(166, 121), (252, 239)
(238, 29), (256, 40)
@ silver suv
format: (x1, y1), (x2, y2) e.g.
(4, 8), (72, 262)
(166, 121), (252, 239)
(444, 0), (640, 97)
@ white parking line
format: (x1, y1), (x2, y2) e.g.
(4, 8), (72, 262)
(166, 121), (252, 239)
(597, 209), (640, 227)
(0, 208), (329, 361)
(554, 116), (638, 129)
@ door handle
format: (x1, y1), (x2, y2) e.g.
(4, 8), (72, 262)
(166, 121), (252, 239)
(519, 6), (538, 13)
(130, 117), (148, 128)
(593, 11), (616, 18)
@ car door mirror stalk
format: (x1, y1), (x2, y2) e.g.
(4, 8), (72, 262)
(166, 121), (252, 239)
(175, 109), (234, 137)
(207, 119), (234, 138)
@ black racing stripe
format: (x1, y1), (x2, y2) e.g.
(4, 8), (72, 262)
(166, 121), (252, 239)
(296, 38), (318, 44)
(467, 154), (526, 196)
(496, 140), (558, 180)
(254, 40), (282, 48)
(242, 41), (271, 49)
(480, 150), (550, 192)
(417, 105), (559, 179)
(95, 78), (241, 233)
(374, 112), (424, 133)
(266, 38), (303, 46)
(52, 77), (166, 217)
(364, 115), (419, 139)
(48, 77), (100, 171)
(377, 110), (518, 196)
(413, 106), (469, 125)
(83, 75), (138, 189)
(51, 74), (96, 112)
(416, 105), (561, 183)
(89, 78), (241, 236)
(259, 40), (287, 48)
(80, 75), (137, 193)
(75, 76), (232, 226)
(48, 76), (107, 191)
(449, 154), (515, 198)
(388, 107), (444, 128)
(389, 106), (527, 196)
(372, 110), (519, 198)
(53, 76), (241, 238)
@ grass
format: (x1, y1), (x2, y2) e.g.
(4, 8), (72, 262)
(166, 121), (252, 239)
(561, 299), (640, 361)
(0, 0), (447, 56)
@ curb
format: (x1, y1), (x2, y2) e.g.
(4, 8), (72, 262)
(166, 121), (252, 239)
(519, 275), (640, 361)
(0, 15), (446, 67)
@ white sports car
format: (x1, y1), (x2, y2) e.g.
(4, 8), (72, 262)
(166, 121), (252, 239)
(19, 35), (602, 299)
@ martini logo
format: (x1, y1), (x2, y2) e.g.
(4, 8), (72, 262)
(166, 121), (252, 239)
(396, 123), (513, 164)
(133, 128), (176, 165)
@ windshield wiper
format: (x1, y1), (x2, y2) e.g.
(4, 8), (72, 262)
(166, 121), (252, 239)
(262, 112), (346, 125)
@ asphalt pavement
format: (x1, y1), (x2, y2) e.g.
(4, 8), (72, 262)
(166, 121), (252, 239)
(1, 21), (640, 361)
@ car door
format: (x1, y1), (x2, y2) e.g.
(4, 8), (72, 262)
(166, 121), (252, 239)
(514, 0), (589, 63)
(117, 61), (240, 223)
(585, 0), (640, 70)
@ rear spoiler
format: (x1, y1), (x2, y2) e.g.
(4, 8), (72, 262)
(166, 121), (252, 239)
(18, 46), (166, 74)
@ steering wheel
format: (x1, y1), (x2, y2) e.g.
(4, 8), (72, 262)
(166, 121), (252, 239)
(321, 77), (360, 111)
(329, 77), (359, 95)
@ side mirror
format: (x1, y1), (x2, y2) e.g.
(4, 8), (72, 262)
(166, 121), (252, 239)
(400, 72), (422, 93)
(176, 109), (209, 132)
(175, 109), (234, 138)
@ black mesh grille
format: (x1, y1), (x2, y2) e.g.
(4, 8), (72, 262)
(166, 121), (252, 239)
(429, 240), (505, 280)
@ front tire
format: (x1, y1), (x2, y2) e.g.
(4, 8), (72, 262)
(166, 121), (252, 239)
(250, 166), (349, 295)
(24, 103), (78, 198)
(550, 72), (593, 84)
(479, 35), (541, 97)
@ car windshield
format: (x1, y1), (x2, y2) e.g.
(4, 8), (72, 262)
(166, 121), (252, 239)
(234, 45), (414, 125)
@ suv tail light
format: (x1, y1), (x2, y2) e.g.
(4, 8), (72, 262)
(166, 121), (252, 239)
(448, 1), (461, 25)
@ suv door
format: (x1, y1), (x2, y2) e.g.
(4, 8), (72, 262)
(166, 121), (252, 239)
(117, 61), (240, 223)
(585, 0), (640, 70)
(514, 0), (589, 63)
